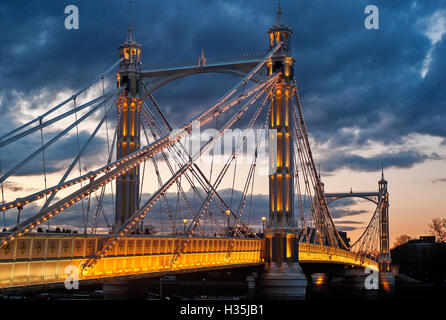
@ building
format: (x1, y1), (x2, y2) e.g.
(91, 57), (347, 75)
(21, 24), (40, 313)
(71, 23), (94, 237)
(391, 236), (446, 283)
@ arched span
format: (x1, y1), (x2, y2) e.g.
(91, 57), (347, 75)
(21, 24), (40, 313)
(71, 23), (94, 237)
(325, 193), (379, 206)
(142, 68), (260, 97)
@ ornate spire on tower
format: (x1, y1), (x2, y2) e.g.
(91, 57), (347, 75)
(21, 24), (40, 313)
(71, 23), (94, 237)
(198, 49), (207, 67)
(268, 1), (292, 57)
(118, 0), (141, 72)
(380, 160), (387, 183)
(275, 0), (283, 25)
(126, 0), (135, 43)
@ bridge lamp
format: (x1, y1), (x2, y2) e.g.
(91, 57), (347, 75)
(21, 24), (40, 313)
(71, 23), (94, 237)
(261, 216), (266, 234)
(182, 219), (188, 235)
(225, 209), (231, 236)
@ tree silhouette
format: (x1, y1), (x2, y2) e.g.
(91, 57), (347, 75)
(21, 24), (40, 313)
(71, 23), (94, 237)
(393, 234), (411, 248)
(429, 217), (446, 242)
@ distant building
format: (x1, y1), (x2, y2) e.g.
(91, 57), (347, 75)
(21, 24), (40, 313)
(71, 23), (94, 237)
(391, 236), (446, 283)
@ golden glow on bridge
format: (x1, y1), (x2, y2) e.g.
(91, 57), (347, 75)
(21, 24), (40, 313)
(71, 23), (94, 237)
(0, 235), (263, 290)
(0, 235), (377, 290)
(299, 243), (379, 271)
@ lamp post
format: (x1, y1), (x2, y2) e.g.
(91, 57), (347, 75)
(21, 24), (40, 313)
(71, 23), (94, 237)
(225, 209), (231, 237)
(182, 219), (187, 236)
(261, 216), (266, 236)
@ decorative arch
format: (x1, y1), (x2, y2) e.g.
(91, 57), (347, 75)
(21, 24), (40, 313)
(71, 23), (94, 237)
(325, 194), (378, 206)
(142, 68), (260, 96)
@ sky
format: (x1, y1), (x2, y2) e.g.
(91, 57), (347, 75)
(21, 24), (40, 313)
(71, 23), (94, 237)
(0, 0), (445, 247)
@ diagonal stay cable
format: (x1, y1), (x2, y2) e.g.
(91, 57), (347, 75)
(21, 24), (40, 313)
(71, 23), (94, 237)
(81, 77), (270, 273)
(37, 96), (119, 216)
(0, 76), (274, 219)
(0, 88), (123, 183)
(143, 94), (257, 236)
(170, 78), (278, 264)
(141, 108), (205, 234)
(292, 80), (348, 250)
(0, 59), (122, 143)
(0, 87), (123, 149)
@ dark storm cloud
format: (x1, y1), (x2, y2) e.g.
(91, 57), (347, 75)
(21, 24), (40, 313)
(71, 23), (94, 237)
(332, 220), (364, 225)
(327, 197), (368, 221)
(1, 129), (107, 176)
(330, 208), (368, 219)
(0, 0), (445, 204)
(319, 149), (437, 172)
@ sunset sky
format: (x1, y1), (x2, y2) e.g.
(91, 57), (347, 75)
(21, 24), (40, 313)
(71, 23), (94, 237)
(0, 0), (445, 246)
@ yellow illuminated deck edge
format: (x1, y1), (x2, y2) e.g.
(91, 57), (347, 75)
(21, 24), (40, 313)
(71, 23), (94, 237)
(298, 243), (379, 271)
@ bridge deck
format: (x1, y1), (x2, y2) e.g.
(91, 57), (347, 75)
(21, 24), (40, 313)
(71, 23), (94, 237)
(0, 234), (377, 291)
(299, 243), (378, 270)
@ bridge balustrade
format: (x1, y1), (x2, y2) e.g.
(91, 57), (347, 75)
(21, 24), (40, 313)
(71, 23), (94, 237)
(0, 233), (378, 291)
(298, 243), (378, 270)
(0, 234), (263, 290)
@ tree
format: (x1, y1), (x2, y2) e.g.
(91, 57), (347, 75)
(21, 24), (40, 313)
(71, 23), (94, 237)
(428, 217), (446, 242)
(393, 234), (412, 248)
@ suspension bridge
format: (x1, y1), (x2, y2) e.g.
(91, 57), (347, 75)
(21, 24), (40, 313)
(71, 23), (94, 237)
(0, 3), (393, 298)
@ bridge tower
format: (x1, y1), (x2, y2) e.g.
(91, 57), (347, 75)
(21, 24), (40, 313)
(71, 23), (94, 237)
(103, 2), (146, 299)
(114, 5), (143, 230)
(378, 169), (390, 272)
(258, 2), (307, 300)
(378, 169), (395, 291)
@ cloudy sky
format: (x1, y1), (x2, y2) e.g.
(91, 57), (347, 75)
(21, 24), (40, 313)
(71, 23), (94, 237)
(0, 0), (445, 246)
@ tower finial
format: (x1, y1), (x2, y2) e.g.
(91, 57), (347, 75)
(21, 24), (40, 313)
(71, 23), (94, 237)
(276, 0), (283, 25)
(126, 0), (135, 42)
(381, 160), (384, 180)
(198, 49), (207, 67)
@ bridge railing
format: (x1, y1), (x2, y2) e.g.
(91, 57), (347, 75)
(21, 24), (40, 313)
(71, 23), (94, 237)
(298, 243), (379, 271)
(0, 234), (264, 290)
(0, 233), (379, 290)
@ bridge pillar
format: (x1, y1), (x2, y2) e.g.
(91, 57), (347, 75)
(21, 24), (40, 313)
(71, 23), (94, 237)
(103, 10), (145, 300)
(378, 171), (395, 295)
(257, 4), (307, 300)
(114, 17), (143, 231)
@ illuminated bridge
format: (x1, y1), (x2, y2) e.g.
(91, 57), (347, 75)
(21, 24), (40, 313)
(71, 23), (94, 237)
(0, 2), (391, 297)
(0, 235), (379, 290)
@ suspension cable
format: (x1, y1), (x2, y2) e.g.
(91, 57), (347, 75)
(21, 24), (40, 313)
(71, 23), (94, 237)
(82, 76), (277, 272)
(0, 76), (277, 248)
(37, 95), (118, 229)
(39, 118), (50, 230)
(292, 80), (348, 250)
(141, 103), (215, 235)
(170, 81), (277, 264)
(72, 98), (87, 233)
(0, 89), (122, 185)
(91, 109), (120, 234)
(0, 59), (122, 144)
(0, 87), (123, 150)
(141, 121), (176, 233)
(0, 156), (5, 228)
